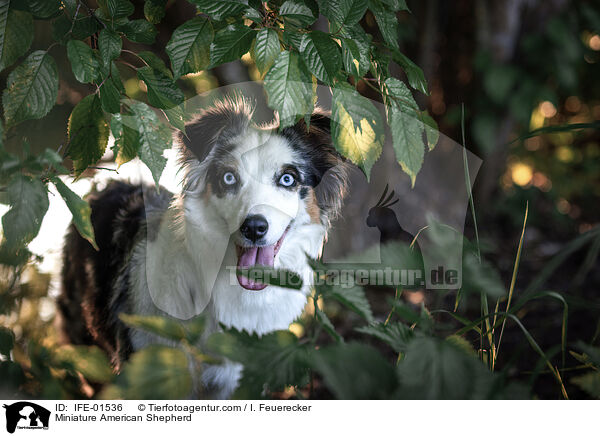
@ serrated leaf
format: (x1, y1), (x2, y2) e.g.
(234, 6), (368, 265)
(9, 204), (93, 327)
(356, 322), (414, 353)
(2, 50), (58, 127)
(110, 112), (140, 166)
(120, 19), (157, 44)
(128, 102), (172, 187)
(1, 174), (49, 249)
(419, 111), (439, 150)
(163, 105), (186, 133)
(67, 94), (110, 176)
(331, 83), (383, 180)
(144, 0), (167, 24)
(111, 345), (192, 399)
(166, 16), (213, 78)
(210, 24), (255, 67)
(53, 345), (113, 383)
(138, 51), (172, 77)
(25, 0), (63, 18)
(279, 0), (317, 27)
(318, 283), (373, 321)
(207, 328), (309, 396)
(299, 31), (341, 85)
(368, 0), (398, 49)
(384, 77), (418, 111)
(120, 313), (187, 342)
(99, 78), (121, 113)
(389, 106), (424, 187)
(98, 0), (135, 18)
(67, 40), (99, 83)
(252, 28), (280, 76)
(0, 8), (33, 72)
(190, 0), (249, 20)
(311, 342), (398, 399)
(316, 309), (342, 342)
(264, 50), (315, 129)
(98, 28), (122, 67)
(339, 25), (371, 80)
(52, 177), (97, 249)
(137, 66), (184, 110)
(392, 50), (428, 95)
(320, 0), (368, 29)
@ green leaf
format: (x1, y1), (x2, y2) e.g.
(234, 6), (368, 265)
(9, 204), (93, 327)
(299, 31), (342, 85)
(144, 0), (167, 24)
(317, 283), (373, 321)
(2, 174), (49, 249)
(120, 19), (157, 44)
(98, 0), (135, 18)
(110, 112), (140, 166)
(166, 16), (213, 78)
(395, 336), (525, 399)
(99, 76), (121, 113)
(320, 0), (368, 29)
(311, 342), (398, 399)
(127, 102), (172, 187)
(331, 82), (383, 180)
(98, 28), (122, 67)
(571, 372), (600, 399)
(389, 106), (424, 187)
(340, 29), (370, 79)
(163, 105), (186, 133)
(209, 24), (255, 67)
(2, 50), (58, 127)
(25, 0), (63, 18)
(315, 308), (342, 342)
(0, 8), (33, 72)
(137, 51), (172, 77)
(252, 28), (280, 76)
(384, 77), (418, 111)
(190, 0), (249, 21)
(111, 345), (192, 399)
(368, 0), (398, 49)
(356, 322), (414, 353)
(207, 328), (309, 396)
(0, 326), (15, 357)
(120, 313), (187, 342)
(419, 110), (439, 150)
(67, 94), (110, 176)
(137, 66), (184, 110)
(264, 50), (315, 129)
(53, 345), (113, 383)
(67, 40), (99, 83)
(52, 177), (98, 249)
(392, 49), (429, 95)
(279, 0), (317, 27)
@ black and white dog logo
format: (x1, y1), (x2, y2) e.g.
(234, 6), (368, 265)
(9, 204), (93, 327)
(3, 402), (50, 433)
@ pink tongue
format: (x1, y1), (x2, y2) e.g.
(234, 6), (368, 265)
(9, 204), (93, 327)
(237, 244), (275, 290)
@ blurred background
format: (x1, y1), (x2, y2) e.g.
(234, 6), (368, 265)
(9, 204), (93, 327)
(1, 0), (599, 399)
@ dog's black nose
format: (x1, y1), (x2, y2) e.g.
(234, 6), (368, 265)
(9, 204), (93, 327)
(240, 215), (268, 242)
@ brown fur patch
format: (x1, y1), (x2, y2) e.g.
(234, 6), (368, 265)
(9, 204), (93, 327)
(305, 188), (322, 224)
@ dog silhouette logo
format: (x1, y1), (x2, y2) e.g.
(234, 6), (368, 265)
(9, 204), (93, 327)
(3, 402), (50, 433)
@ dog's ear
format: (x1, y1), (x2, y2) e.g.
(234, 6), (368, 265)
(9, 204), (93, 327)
(284, 110), (350, 224)
(175, 97), (254, 164)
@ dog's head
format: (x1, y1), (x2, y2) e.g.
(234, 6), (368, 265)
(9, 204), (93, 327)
(176, 97), (349, 291)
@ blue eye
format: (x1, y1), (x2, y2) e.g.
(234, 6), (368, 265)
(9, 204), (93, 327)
(223, 171), (237, 185)
(279, 173), (295, 187)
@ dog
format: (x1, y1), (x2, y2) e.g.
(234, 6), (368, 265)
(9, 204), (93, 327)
(58, 97), (349, 398)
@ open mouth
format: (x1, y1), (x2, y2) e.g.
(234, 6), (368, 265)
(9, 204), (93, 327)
(235, 226), (290, 291)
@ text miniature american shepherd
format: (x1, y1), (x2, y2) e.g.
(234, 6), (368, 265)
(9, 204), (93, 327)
(59, 97), (349, 398)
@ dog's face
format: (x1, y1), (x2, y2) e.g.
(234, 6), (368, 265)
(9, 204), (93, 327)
(177, 98), (348, 292)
